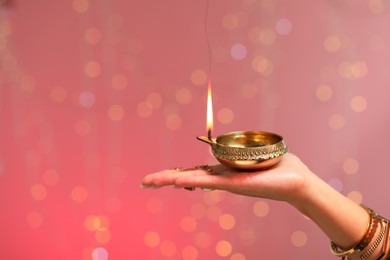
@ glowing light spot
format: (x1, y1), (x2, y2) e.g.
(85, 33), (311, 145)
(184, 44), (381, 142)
(137, 101), (153, 118)
(338, 62), (353, 79)
(175, 88), (192, 105)
(329, 113), (345, 130)
(328, 178), (343, 192)
(291, 231), (308, 247)
(72, 0), (89, 13)
(248, 27), (275, 45)
(79, 91), (95, 108)
(206, 206), (223, 222)
(31, 184), (47, 200)
(85, 61), (101, 78)
(85, 215), (101, 231)
(217, 108), (234, 124)
(146, 92), (163, 109)
(0, 20), (12, 36)
(320, 66), (338, 82)
(71, 185), (88, 203)
(241, 83), (258, 99)
(144, 231), (160, 247)
(50, 86), (67, 103)
(230, 253), (247, 260)
(369, 0), (384, 14)
(182, 245), (198, 260)
(369, 35), (384, 51)
(2, 54), (17, 71)
(191, 69), (207, 86)
(203, 191), (225, 205)
(219, 214), (236, 230)
(222, 14), (239, 30)
(316, 84), (332, 102)
(252, 200), (270, 217)
(352, 61), (368, 78)
(324, 36), (341, 53)
(165, 114), (182, 130)
(85, 28), (101, 44)
(20, 75), (36, 92)
(97, 215), (110, 229)
(351, 96), (367, 112)
(343, 158), (359, 175)
(216, 240), (232, 257)
(251, 56), (273, 75)
(147, 197), (164, 214)
(231, 43), (247, 60)
(95, 228), (111, 244)
(347, 191), (363, 204)
(160, 240), (177, 257)
(111, 74), (128, 90)
(108, 104), (124, 121)
(27, 211), (43, 228)
(238, 225), (256, 246)
(338, 61), (367, 79)
(181, 216), (197, 232)
(190, 203), (206, 219)
(74, 119), (91, 136)
(275, 18), (292, 35)
(194, 232), (212, 248)
(43, 169), (59, 186)
(92, 247), (108, 260)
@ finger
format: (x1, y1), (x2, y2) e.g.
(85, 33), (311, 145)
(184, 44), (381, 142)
(141, 165), (217, 188)
(173, 166), (237, 190)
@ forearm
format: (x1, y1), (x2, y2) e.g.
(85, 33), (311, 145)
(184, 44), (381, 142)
(290, 172), (369, 249)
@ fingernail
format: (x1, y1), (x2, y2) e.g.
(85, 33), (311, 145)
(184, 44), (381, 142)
(140, 184), (151, 189)
(141, 184), (159, 189)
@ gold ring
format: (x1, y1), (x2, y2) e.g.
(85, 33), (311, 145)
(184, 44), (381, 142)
(194, 165), (213, 172)
(201, 188), (214, 191)
(169, 167), (183, 171)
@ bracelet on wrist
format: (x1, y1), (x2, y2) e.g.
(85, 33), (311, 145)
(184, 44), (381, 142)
(330, 204), (377, 257)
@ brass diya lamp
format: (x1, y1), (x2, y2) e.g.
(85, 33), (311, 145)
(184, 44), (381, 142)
(198, 82), (288, 171)
(197, 131), (288, 170)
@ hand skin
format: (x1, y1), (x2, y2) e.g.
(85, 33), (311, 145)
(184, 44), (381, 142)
(142, 152), (369, 258)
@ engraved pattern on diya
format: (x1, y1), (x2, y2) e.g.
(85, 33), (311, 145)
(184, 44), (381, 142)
(197, 131), (288, 171)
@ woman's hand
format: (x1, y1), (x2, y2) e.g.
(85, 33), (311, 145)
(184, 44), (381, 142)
(141, 152), (314, 204)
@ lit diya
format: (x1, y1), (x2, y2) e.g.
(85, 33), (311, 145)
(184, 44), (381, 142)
(196, 81), (288, 170)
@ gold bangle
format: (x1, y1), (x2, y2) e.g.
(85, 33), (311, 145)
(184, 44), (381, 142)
(330, 204), (375, 257)
(375, 218), (389, 260)
(360, 219), (387, 259)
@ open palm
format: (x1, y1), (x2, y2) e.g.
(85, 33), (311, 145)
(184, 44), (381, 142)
(142, 152), (313, 204)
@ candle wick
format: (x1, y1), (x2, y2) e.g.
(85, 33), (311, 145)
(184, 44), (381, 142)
(208, 129), (212, 140)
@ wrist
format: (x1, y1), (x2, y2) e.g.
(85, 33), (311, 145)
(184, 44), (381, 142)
(287, 171), (369, 250)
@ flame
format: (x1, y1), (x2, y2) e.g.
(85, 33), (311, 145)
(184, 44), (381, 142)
(206, 80), (213, 136)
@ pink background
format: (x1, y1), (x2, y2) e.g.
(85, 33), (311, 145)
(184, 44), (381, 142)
(1, 0), (390, 259)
